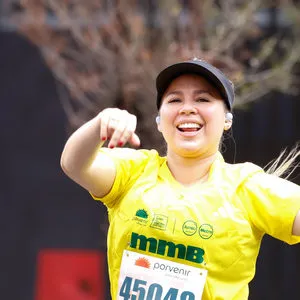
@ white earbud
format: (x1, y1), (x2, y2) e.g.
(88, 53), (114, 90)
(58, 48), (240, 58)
(225, 112), (233, 121)
(156, 116), (160, 124)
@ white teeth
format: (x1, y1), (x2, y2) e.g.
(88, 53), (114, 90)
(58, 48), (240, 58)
(177, 123), (200, 129)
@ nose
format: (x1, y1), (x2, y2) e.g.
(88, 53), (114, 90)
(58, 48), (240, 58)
(179, 101), (197, 115)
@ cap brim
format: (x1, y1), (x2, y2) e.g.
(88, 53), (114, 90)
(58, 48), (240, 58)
(156, 61), (231, 109)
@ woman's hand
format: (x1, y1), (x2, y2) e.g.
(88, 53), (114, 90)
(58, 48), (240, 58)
(98, 108), (141, 148)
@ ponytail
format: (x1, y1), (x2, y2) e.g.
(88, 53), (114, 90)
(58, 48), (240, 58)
(265, 144), (300, 179)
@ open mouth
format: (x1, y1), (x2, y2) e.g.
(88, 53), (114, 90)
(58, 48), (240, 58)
(177, 123), (202, 132)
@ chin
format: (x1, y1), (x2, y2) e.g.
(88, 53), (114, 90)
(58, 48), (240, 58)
(176, 143), (204, 157)
(175, 141), (217, 158)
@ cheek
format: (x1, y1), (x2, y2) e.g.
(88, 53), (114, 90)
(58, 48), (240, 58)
(202, 106), (215, 119)
(202, 102), (224, 116)
(159, 107), (176, 124)
(202, 106), (225, 129)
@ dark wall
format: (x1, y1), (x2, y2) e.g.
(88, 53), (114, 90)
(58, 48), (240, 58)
(0, 31), (299, 300)
(0, 32), (108, 300)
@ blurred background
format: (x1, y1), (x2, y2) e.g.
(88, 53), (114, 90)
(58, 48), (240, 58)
(0, 0), (300, 299)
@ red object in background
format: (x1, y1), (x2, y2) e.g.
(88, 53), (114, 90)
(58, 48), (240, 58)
(35, 249), (106, 300)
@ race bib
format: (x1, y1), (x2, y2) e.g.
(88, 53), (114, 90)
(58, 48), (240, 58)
(118, 250), (207, 300)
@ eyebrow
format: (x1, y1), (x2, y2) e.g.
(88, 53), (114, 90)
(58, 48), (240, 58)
(164, 89), (213, 97)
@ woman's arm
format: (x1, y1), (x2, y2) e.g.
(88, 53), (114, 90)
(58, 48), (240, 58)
(292, 210), (300, 236)
(60, 108), (140, 198)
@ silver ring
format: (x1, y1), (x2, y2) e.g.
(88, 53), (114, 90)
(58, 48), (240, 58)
(109, 118), (119, 128)
(109, 118), (119, 123)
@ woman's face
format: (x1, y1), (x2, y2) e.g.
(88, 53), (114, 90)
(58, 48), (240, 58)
(158, 74), (231, 158)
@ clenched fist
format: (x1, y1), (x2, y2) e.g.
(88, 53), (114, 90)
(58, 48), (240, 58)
(98, 108), (141, 148)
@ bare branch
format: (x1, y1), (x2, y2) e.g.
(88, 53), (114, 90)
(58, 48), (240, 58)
(2, 0), (299, 149)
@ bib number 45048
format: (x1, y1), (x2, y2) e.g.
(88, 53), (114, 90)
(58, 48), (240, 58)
(119, 276), (195, 300)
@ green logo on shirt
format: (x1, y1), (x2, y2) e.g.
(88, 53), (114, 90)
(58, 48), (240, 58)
(150, 214), (168, 231)
(130, 232), (205, 264)
(133, 209), (149, 225)
(199, 224), (213, 239)
(135, 209), (148, 219)
(182, 220), (197, 236)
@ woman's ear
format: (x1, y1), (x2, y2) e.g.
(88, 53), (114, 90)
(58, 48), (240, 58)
(224, 112), (233, 131)
(156, 115), (162, 132)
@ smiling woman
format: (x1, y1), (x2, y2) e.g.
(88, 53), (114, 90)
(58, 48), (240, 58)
(60, 58), (300, 300)
(157, 74), (229, 171)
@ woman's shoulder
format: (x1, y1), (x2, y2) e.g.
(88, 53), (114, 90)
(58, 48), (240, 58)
(219, 159), (264, 186)
(225, 160), (263, 175)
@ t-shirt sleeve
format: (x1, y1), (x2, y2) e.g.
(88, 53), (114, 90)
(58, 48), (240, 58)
(238, 172), (300, 245)
(90, 148), (153, 208)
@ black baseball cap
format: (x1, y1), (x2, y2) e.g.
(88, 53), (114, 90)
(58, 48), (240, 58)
(156, 58), (234, 111)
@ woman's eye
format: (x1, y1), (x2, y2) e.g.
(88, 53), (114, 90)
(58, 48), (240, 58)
(196, 98), (209, 102)
(168, 98), (181, 103)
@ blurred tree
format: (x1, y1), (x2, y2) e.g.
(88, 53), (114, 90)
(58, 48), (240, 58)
(1, 0), (299, 151)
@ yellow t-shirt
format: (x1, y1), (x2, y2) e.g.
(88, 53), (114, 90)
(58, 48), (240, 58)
(92, 148), (300, 300)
